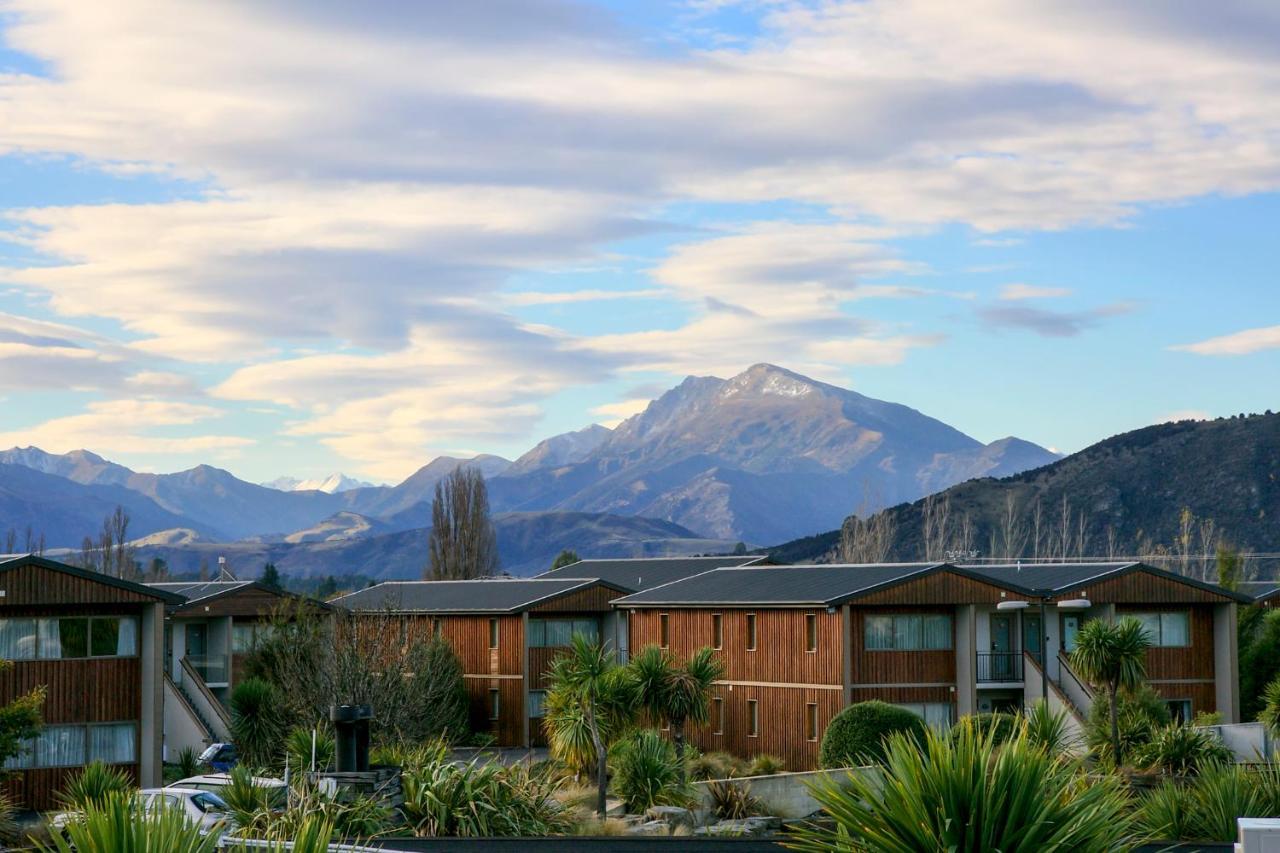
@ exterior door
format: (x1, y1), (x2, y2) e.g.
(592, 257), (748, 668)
(1023, 613), (1042, 665)
(990, 614), (1013, 680)
(186, 623), (207, 656)
(1061, 614), (1082, 654)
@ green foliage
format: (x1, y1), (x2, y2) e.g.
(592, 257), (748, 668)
(230, 677), (287, 769)
(399, 750), (570, 836)
(241, 784), (389, 841)
(550, 549), (580, 571)
(1071, 617), (1152, 766)
(954, 712), (1019, 746)
(0, 791), (16, 847)
(1216, 545), (1242, 590)
(285, 725), (335, 773)
(1191, 710), (1222, 727)
(400, 636), (470, 744)
(610, 729), (692, 814)
(818, 701), (927, 768)
(217, 766), (276, 833)
(1023, 701), (1074, 754)
(627, 645), (724, 783)
(0, 660), (44, 767)
(687, 750), (747, 781)
(259, 562), (282, 591)
(1086, 683), (1171, 768)
(1134, 724), (1233, 776)
(1140, 763), (1280, 843)
(176, 746), (200, 779)
(1138, 780), (1195, 843)
(56, 761), (132, 812)
(1259, 674), (1280, 736)
(1240, 606), (1280, 721)
(792, 725), (1135, 853)
(747, 754), (785, 776)
(37, 792), (221, 853)
(707, 779), (762, 820)
(232, 815), (336, 853)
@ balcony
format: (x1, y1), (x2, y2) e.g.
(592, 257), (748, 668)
(977, 651), (1024, 683)
(185, 653), (230, 686)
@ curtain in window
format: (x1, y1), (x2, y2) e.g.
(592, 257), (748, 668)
(89, 724), (137, 764)
(116, 618), (138, 656)
(1160, 613), (1190, 647)
(34, 726), (85, 767)
(894, 615), (923, 649)
(527, 621), (546, 648)
(0, 618), (37, 660)
(922, 615), (952, 650)
(923, 703), (953, 731)
(37, 619), (62, 659)
(865, 615), (893, 649)
(545, 620), (572, 647)
(573, 620), (599, 643)
(1134, 613), (1162, 644)
(232, 624), (255, 653)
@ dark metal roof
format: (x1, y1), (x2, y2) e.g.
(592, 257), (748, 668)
(149, 580), (254, 603)
(535, 555), (765, 592)
(612, 563), (945, 607)
(957, 562), (1249, 602)
(0, 554), (186, 604)
(332, 577), (625, 614)
(1243, 581), (1280, 602)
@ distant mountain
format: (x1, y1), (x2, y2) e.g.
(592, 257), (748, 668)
(283, 511), (390, 544)
(263, 473), (374, 493)
(486, 364), (1059, 544)
(134, 511), (740, 580)
(342, 454), (512, 520)
(505, 424), (611, 475)
(768, 412), (1280, 564)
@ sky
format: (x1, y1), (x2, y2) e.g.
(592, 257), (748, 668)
(0, 0), (1278, 485)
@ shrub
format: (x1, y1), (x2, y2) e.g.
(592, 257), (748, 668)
(230, 677), (287, 770)
(400, 751), (569, 836)
(176, 746), (200, 779)
(37, 792), (220, 853)
(1135, 724), (1233, 776)
(1023, 701), (1075, 754)
(792, 725), (1135, 852)
(610, 730), (692, 814)
(0, 792), (16, 846)
(56, 761), (132, 812)
(285, 725), (335, 773)
(954, 713), (1019, 746)
(1191, 710), (1222, 728)
(687, 750), (747, 781)
(1085, 683), (1170, 767)
(747, 754), (785, 776)
(819, 701), (926, 768)
(1138, 780), (1194, 843)
(218, 766), (277, 834)
(707, 780), (762, 820)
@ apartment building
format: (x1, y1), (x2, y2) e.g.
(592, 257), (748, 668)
(613, 561), (1245, 770)
(0, 555), (181, 811)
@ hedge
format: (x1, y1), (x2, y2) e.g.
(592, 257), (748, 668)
(819, 700), (927, 768)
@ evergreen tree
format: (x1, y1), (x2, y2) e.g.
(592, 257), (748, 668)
(550, 549), (580, 571)
(259, 562), (283, 591)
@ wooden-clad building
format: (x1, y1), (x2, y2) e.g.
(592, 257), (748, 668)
(333, 577), (631, 747)
(615, 561), (1245, 770)
(0, 555), (182, 811)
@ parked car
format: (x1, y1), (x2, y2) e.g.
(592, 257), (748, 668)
(198, 742), (238, 772)
(52, 787), (234, 836)
(172, 772), (289, 810)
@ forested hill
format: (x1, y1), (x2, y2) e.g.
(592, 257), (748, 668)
(769, 412), (1280, 565)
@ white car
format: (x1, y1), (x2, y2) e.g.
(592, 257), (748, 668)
(52, 786), (233, 835)
(172, 772), (289, 810)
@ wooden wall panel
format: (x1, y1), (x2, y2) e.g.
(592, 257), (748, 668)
(686, 684), (843, 772)
(464, 677), (524, 746)
(0, 564), (157, 606)
(1116, 605), (1216, 682)
(2, 763), (139, 813)
(397, 615), (523, 675)
(0, 658), (141, 724)
(849, 685), (954, 706)
(848, 607), (955, 685)
(528, 585), (620, 613)
(855, 573), (1010, 605)
(628, 609), (842, 685)
(1063, 571), (1233, 605)
(1146, 681), (1218, 715)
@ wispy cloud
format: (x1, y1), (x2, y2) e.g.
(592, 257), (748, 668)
(979, 302), (1135, 337)
(503, 289), (668, 306)
(999, 284), (1073, 301)
(1172, 325), (1280, 357)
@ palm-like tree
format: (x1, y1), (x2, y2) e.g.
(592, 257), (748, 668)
(1070, 617), (1150, 767)
(629, 645), (725, 785)
(544, 634), (637, 815)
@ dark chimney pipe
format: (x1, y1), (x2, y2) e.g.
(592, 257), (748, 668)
(330, 704), (373, 772)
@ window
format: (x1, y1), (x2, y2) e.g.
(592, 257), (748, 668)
(432, 619), (442, 639)
(712, 614), (723, 650)
(232, 623), (257, 653)
(746, 613), (757, 651)
(527, 619), (599, 648)
(527, 691), (546, 718)
(864, 614), (952, 650)
(805, 613), (817, 653)
(1167, 699), (1193, 725)
(1130, 612), (1191, 647)
(747, 699), (759, 737)
(805, 703), (818, 741)
(895, 702), (953, 731)
(489, 619), (499, 650)
(713, 697), (724, 734)
(89, 723), (136, 764)
(489, 689), (500, 721)
(0, 617), (137, 660)
(4, 723), (137, 770)
(659, 613), (670, 649)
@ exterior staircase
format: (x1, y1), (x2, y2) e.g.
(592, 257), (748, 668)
(179, 656), (233, 741)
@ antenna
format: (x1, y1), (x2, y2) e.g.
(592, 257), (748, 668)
(216, 555), (238, 581)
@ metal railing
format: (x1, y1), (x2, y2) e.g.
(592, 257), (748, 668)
(185, 653), (230, 685)
(977, 651), (1024, 682)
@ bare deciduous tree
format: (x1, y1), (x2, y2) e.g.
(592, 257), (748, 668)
(840, 511), (897, 563)
(3, 528), (15, 554)
(427, 467), (499, 580)
(1000, 492), (1027, 559)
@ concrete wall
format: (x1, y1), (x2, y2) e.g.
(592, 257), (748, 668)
(139, 601), (165, 788)
(1214, 603), (1240, 723)
(1197, 722), (1271, 762)
(1023, 653), (1087, 754)
(163, 675), (213, 760)
(692, 767), (877, 819)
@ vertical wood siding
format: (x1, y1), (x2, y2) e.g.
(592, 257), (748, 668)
(1116, 604), (1217, 713)
(686, 684), (843, 771)
(1057, 571), (1234, 605)
(2, 764), (139, 813)
(0, 563), (158, 605)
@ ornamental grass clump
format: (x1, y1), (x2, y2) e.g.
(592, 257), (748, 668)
(610, 729), (692, 814)
(399, 751), (570, 837)
(55, 761), (133, 813)
(37, 792), (221, 853)
(792, 723), (1135, 852)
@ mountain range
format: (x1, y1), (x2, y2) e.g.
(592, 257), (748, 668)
(0, 363), (1060, 575)
(262, 473), (375, 494)
(767, 411), (1280, 565)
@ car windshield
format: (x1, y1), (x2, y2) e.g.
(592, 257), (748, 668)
(190, 791), (229, 814)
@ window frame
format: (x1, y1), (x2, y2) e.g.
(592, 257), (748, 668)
(712, 613), (723, 650)
(746, 613), (758, 652)
(3, 720), (138, 770)
(713, 697), (724, 735)
(864, 612), (952, 651)
(747, 698), (759, 738)
(0, 615), (139, 661)
(488, 618), (499, 650)
(805, 703), (819, 741)
(488, 688), (500, 721)
(805, 613), (817, 653)
(1127, 611), (1192, 648)
(659, 613), (670, 649)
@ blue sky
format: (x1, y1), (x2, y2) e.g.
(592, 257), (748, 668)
(0, 0), (1277, 483)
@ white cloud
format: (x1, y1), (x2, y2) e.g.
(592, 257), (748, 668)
(1172, 325), (1280, 357)
(999, 284), (1073, 301)
(0, 399), (252, 455)
(590, 398), (651, 428)
(503, 289), (668, 306)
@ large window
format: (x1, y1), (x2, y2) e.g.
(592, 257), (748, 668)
(527, 619), (599, 648)
(0, 617), (137, 660)
(232, 622), (275, 653)
(4, 723), (137, 769)
(1130, 612), (1190, 648)
(895, 702), (952, 731)
(865, 614), (952, 650)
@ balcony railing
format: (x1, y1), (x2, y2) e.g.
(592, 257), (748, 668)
(185, 653), (229, 685)
(977, 652), (1024, 683)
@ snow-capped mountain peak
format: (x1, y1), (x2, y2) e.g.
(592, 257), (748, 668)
(261, 473), (373, 494)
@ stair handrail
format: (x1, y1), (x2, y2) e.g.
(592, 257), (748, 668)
(165, 671), (215, 741)
(181, 655), (232, 731)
